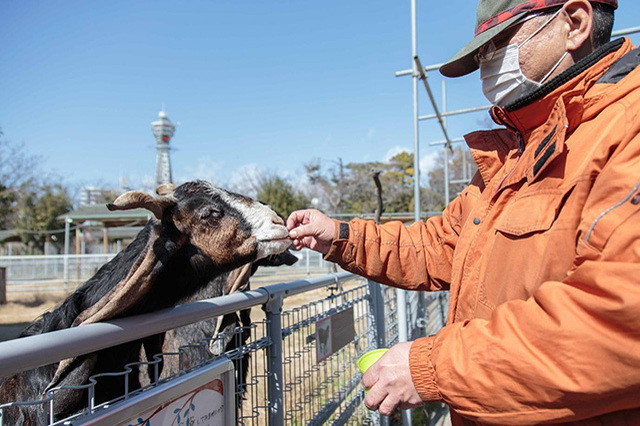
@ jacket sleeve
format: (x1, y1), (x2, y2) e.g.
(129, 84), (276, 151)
(323, 191), (465, 292)
(409, 132), (640, 424)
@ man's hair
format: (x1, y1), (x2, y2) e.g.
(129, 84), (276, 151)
(542, 2), (614, 49)
(591, 3), (615, 48)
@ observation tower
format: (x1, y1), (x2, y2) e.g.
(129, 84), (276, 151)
(151, 110), (176, 188)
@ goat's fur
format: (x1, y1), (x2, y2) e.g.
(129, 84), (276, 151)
(0, 180), (293, 423)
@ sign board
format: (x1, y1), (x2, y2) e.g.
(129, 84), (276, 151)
(72, 358), (235, 426)
(316, 306), (355, 363)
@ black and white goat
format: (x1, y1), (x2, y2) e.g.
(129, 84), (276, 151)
(0, 180), (293, 423)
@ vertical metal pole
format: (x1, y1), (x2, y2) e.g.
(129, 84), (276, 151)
(265, 293), (284, 425)
(443, 80), (451, 205)
(411, 1), (420, 222)
(367, 280), (387, 349)
(398, 1), (417, 425)
(366, 280), (390, 426)
(63, 218), (70, 289)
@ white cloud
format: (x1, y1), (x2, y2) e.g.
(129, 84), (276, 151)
(227, 164), (265, 198)
(180, 157), (221, 185)
(420, 151), (439, 175)
(384, 146), (411, 162)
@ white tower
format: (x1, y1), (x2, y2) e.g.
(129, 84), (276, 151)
(151, 110), (176, 188)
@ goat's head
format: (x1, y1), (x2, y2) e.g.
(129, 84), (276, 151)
(40, 181), (297, 415)
(108, 180), (292, 266)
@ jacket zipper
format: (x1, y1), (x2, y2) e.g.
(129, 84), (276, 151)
(491, 106), (524, 192)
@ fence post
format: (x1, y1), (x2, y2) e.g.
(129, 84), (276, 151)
(366, 280), (390, 426)
(264, 291), (285, 425)
(0, 267), (6, 305)
(63, 219), (70, 289)
(367, 280), (386, 349)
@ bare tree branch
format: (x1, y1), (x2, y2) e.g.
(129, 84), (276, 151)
(371, 169), (384, 224)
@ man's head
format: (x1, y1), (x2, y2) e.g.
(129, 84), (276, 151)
(440, 0), (616, 79)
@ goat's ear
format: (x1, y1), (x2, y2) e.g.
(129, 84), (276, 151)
(45, 355), (97, 416)
(107, 190), (176, 220)
(223, 263), (253, 295)
(48, 223), (187, 392)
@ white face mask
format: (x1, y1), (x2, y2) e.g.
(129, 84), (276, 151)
(479, 9), (568, 107)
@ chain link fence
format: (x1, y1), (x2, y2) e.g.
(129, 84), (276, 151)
(0, 272), (449, 425)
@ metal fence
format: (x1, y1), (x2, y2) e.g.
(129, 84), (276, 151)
(0, 249), (334, 292)
(0, 272), (449, 425)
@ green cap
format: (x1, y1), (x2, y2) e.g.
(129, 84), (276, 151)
(439, 0), (618, 78)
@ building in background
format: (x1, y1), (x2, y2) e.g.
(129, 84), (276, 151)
(78, 187), (111, 207)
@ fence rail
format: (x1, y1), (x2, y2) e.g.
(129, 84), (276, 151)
(0, 272), (449, 425)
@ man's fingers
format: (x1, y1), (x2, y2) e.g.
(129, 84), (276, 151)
(286, 209), (316, 230)
(361, 365), (379, 390)
(364, 384), (388, 412)
(378, 395), (399, 417)
(286, 210), (306, 230)
(288, 223), (315, 239)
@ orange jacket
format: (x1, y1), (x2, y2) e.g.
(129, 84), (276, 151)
(325, 38), (640, 425)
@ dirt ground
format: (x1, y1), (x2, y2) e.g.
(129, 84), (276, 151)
(0, 290), (71, 341)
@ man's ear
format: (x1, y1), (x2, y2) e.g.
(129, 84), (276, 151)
(562, 0), (593, 54)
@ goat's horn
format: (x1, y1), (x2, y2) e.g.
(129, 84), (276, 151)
(107, 190), (175, 220)
(156, 183), (176, 196)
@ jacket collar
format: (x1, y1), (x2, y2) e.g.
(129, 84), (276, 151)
(489, 38), (629, 140)
(466, 38), (634, 188)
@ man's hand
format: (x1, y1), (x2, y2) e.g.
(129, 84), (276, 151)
(286, 209), (336, 254)
(362, 342), (423, 416)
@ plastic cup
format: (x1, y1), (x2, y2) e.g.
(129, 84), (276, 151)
(357, 348), (389, 374)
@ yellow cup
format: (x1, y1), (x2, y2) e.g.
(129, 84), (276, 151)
(357, 348), (389, 374)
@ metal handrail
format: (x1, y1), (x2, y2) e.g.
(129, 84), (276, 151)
(0, 272), (355, 378)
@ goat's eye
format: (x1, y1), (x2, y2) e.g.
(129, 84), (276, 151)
(200, 208), (223, 220)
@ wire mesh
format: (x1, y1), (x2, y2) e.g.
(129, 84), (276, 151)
(0, 277), (450, 426)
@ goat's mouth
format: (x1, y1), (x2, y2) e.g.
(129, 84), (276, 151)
(258, 237), (292, 245)
(256, 235), (293, 260)
(257, 226), (291, 243)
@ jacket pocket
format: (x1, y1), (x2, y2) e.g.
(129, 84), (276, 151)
(495, 190), (565, 236)
(477, 185), (580, 314)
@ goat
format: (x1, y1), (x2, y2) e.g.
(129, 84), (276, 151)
(152, 250), (298, 405)
(0, 180), (293, 424)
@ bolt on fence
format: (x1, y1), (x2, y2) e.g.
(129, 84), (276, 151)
(0, 272), (449, 425)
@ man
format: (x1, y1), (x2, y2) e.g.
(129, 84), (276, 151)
(287, 0), (640, 424)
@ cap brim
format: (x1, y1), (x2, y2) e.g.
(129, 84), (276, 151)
(439, 13), (526, 78)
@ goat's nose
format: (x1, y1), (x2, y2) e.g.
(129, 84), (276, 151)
(272, 215), (285, 226)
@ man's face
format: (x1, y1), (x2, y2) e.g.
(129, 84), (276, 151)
(478, 9), (569, 83)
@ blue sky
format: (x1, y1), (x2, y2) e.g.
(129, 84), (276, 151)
(1, 1), (638, 193)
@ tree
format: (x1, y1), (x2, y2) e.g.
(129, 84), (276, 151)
(14, 183), (73, 253)
(0, 130), (41, 190)
(427, 147), (478, 209)
(0, 129), (42, 229)
(304, 158), (347, 214)
(306, 152), (422, 215)
(0, 182), (15, 229)
(256, 174), (310, 219)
